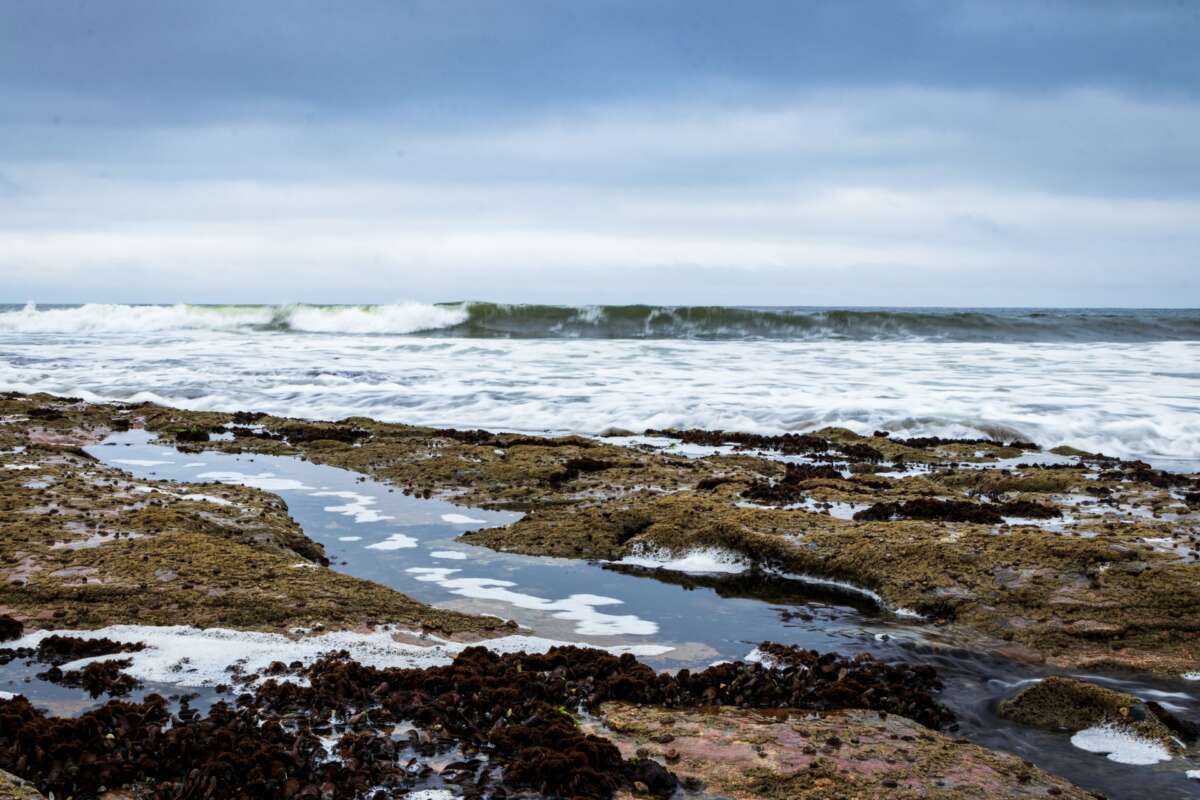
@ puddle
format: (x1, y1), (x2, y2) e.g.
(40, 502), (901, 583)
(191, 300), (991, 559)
(81, 432), (883, 661)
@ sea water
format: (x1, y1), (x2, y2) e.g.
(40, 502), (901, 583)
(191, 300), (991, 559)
(1, 302), (1198, 466)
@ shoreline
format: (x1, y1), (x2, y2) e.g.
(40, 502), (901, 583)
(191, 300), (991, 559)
(1, 391), (1198, 798)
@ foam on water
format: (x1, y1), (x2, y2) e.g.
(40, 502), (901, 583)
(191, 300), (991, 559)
(614, 546), (750, 574)
(406, 567), (658, 636)
(311, 490), (394, 524)
(195, 471), (311, 492)
(365, 533), (419, 550)
(4, 303), (1199, 341)
(1069, 724), (1174, 766)
(0, 302), (466, 335)
(441, 513), (487, 525)
(4, 625), (672, 688)
(2, 311), (1197, 462)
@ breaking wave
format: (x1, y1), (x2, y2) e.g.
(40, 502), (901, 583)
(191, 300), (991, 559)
(1, 302), (1198, 342)
(0, 302), (467, 335)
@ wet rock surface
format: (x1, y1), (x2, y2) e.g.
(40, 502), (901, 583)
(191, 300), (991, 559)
(3, 392), (1199, 673)
(0, 398), (507, 637)
(999, 676), (1193, 753)
(0, 769), (43, 800)
(595, 703), (1098, 800)
(0, 643), (999, 800)
(37, 658), (142, 698)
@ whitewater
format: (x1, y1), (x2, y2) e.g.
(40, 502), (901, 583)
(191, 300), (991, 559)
(1, 302), (1198, 466)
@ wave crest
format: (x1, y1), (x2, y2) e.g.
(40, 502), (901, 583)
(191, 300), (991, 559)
(1, 302), (1198, 342)
(0, 303), (467, 335)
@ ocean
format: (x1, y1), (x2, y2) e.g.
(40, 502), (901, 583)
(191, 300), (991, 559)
(2, 302), (1198, 466)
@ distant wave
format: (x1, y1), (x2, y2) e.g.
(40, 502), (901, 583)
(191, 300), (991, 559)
(2, 302), (1198, 342)
(0, 302), (467, 335)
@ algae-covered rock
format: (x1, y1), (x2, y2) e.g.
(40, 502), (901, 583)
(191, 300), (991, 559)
(0, 769), (43, 800)
(0, 401), (505, 638)
(998, 676), (1187, 754)
(594, 703), (1096, 800)
(3, 391), (1199, 676)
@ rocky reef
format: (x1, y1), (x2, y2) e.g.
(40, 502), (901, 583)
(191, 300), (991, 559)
(999, 676), (1196, 756)
(0, 397), (505, 637)
(7, 392), (1187, 675)
(1, 392), (1198, 797)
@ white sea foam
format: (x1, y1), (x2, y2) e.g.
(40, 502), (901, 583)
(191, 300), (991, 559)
(311, 490), (394, 524)
(338, 535), (363, 542)
(767, 570), (923, 618)
(0, 690), (18, 700)
(196, 471), (310, 492)
(0, 302), (465, 335)
(111, 458), (173, 467)
(430, 550), (469, 560)
(615, 546), (750, 574)
(365, 533), (419, 550)
(179, 493), (233, 506)
(441, 513), (488, 524)
(406, 567), (657, 636)
(2, 310), (1198, 464)
(1069, 724), (1173, 765)
(285, 303), (468, 334)
(130, 485), (232, 506)
(5, 625), (671, 688)
(743, 646), (772, 666)
(0, 303), (277, 333)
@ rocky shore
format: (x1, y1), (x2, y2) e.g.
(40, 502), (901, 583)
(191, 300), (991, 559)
(1, 392), (1198, 798)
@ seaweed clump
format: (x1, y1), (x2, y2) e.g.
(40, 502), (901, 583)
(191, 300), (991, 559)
(37, 659), (141, 698)
(0, 615), (21, 642)
(33, 635), (145, 666)
(645, 428), (830, 454)
(853, 498), (1062, 523)
(740, 462), (845, 504)
(854, 499), (1006, 524)
(897, 436), (1039, 451)
(172, 426), (211, 443)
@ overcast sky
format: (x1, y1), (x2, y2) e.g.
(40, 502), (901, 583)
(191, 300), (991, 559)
(1, 0), (1198, 306)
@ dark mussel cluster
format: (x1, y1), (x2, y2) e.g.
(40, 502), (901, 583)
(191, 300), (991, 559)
(740, 462), (845, 504)
(644, 428), (883, 461)
(853, 498), (1060, 524)
(0, 642), (954, 800)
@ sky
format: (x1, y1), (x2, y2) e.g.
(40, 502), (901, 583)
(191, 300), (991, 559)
(1, 0), (1198, 306)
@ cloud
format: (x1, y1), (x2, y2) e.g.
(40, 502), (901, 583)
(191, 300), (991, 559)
(1, 86), (1198, 304)
(0, 3), (1197, 305)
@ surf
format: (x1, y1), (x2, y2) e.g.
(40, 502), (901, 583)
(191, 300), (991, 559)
(3, 302), (1199, 342)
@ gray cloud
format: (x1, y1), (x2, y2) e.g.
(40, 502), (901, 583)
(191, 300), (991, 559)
(0, 1), (1197, 305)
